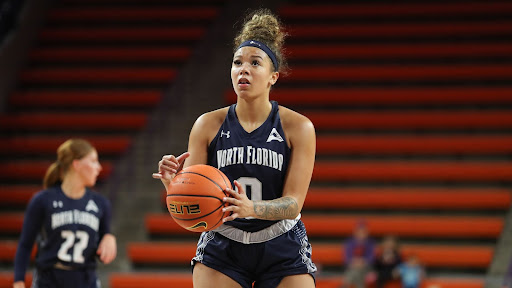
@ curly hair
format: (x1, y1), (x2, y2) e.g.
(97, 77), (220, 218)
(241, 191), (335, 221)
(234, 8), (287, 72)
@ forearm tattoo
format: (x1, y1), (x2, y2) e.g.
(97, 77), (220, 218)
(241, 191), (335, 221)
(253, 196), (299, 220)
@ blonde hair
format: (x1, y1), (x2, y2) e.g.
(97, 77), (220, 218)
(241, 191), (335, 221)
(234, 9), (287, 72)
(43, 139), (95, 189)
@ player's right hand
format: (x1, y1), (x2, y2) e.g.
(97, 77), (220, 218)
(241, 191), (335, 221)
(13, 281), (25, 288)
(152, 152), (190, 187)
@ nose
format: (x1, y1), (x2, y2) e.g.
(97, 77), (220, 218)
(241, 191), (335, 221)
(239, 63), (250, 75)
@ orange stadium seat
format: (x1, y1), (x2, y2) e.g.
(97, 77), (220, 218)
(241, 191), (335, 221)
(39, 27), (205, 43)
(9, 90), (162, 108)
(20, 67), (176, 84)
(127, 241), (492, 269)
(225, 87), (512, 106)
(312, 161), (512, 182)
(0, 186), (39, 206)
(287, 22), (512, 39)
(279, 2), (512, 18)
(0, 272), (32, 288)
(109, 273), (483, 288)
(0, 136), (131, 155)
(304, 187), (511, 210)
(145, 213), (503, 238)
(0, 113), (147, 131)
(304, 111), (512, 130)
(0, 161), (112, 181)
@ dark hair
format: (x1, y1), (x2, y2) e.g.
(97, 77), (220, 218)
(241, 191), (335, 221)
(234, 8), (287, 73)
(43, 139), (95, 188)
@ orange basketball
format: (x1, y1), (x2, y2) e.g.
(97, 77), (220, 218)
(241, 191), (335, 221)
(166, 164), (231, 232)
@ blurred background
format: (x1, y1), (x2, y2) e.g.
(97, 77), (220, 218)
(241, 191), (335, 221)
(0, 0), (511, 287)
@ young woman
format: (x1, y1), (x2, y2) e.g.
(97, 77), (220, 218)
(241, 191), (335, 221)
(153, 9), (317, 288)
(14, 139), (116, 288)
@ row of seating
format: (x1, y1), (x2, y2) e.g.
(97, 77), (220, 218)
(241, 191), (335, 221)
(226, 87), (512, 106)
(3, 111), (512, 131)
(0, 240), (491, 269)
(144, 213), (504, 238)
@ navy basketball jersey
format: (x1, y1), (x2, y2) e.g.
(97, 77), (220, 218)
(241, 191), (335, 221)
(207, 101), (291, 232)
(14, 186), (111, 281)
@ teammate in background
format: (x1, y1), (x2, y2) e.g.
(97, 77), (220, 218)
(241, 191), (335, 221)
(153, 8), (317, 288)
(13, 139), (116, 288)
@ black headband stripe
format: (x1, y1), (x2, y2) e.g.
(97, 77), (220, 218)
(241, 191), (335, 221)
(237, 40), (279, 71)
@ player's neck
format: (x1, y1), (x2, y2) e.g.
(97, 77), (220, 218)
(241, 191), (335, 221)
(235, 98), (272, 131)
(61, 176), (86, 199)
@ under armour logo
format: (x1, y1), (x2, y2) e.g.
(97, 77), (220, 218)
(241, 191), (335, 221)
(221, 130), (230, 138)
(249, 40), (259, 47)
(86, 200), (99, 213)
(53, 201), (63, 208)
(267, 128), (284, 142)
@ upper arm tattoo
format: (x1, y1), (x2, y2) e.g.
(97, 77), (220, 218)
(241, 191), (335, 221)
(253, 196), (299, 220)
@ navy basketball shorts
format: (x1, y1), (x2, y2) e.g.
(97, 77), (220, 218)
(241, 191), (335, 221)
(32, 268), (99, 288)
(192, 220), (317, 288)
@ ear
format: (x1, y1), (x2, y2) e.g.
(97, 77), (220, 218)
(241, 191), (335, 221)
(269, 71), (279, 86)
(71, 159), (81, 171)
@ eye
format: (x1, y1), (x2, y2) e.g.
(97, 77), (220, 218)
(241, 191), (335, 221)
(251, 60), (260, 66)
(233, 60), (242, 65)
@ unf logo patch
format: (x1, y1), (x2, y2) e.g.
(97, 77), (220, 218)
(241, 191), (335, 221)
(266, 128), (284, 142)
(86, 200), (99, 213)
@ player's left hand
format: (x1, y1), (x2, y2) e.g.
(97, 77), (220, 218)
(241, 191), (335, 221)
(97, 233), (117, 264)
(222, 180), (254, 221)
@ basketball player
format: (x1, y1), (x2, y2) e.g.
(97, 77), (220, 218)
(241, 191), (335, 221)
(153, 9), (317, 288)
(13, 139), (116, 288)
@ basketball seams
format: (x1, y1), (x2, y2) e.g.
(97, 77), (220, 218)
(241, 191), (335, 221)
(176, 171), (226, 192)
(167, 165), (230, 232)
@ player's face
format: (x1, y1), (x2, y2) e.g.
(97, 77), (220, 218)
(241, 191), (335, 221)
(231, 46), (279, 98)
(75, 149), (102, 187)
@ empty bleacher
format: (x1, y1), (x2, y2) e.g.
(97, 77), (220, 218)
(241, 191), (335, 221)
(112, 1), (512, 287)
(2, 0), (512, 287)
(0, 0), (224, 287)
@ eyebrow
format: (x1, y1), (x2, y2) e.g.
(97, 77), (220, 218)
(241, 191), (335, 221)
(233, 54), (265, 60)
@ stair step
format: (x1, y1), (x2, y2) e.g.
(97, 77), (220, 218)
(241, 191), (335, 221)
(10, 90), (161, 108)
(145, 213), (503, 238)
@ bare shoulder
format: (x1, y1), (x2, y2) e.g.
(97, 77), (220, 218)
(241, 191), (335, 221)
(195, 107), (229, 130)
(278, 105), (315, 144)
(192, 106), (230, 143)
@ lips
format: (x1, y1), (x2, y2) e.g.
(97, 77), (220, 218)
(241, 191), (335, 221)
(238, 78), (250, 85)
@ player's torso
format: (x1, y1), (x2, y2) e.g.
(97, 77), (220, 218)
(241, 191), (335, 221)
(207, 101), (291, 232)
(38, 188), (104, 268)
